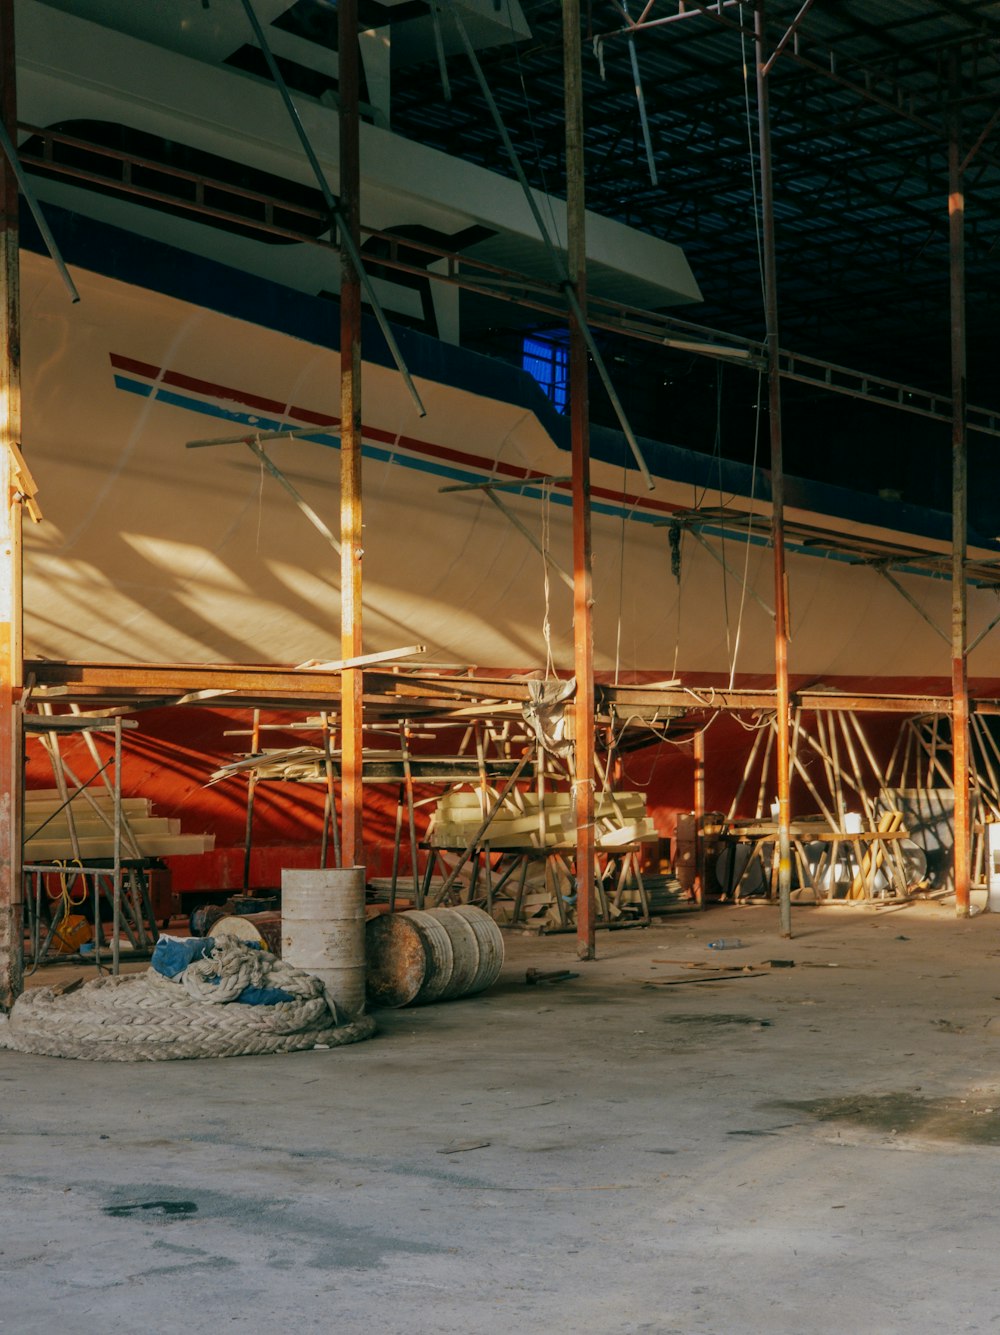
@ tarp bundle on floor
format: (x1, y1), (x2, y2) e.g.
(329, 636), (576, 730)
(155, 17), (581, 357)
(0, 936), (375, 1061)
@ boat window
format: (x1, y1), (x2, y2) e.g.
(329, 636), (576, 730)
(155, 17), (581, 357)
(19, 120), (330, 246)
(523, 334), (569, 413)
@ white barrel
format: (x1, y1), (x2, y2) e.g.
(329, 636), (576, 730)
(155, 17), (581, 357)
(281, 868), (366, 1019)
(989, 823), (1000, 912)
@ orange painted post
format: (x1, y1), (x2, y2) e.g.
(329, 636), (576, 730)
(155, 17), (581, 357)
(756, 0), (793, 938)
(693, 726), (706, 908)
(948, 70), (970, 917)
(563, 0), (596, 961)
(339, 0), (364, 871)
(0, 0), (23, 1007)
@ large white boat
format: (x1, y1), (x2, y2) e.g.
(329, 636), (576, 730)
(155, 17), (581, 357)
(14, 0), (1000, 696)
(10, 0), (1000, 905)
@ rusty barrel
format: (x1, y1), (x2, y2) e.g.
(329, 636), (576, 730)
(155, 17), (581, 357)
(281, 868), (366, 1019)
(210, 911), (282, 955)
(365, 905), (504, 1008)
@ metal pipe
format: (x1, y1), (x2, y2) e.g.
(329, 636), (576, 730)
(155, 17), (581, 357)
(443, 0), (654, 491)
(624, 3), (658, 186)
(339, 0), (365, 872)
(239, 0), (425, 417)
(482, 487), (574, 590)
(244, 436), (342, 555)
(968, 603), (1000, 656)
(319, 711), (340, 869)
(0, 0), (23, 1006)
(565, 0), (597, 962)
(756, 0), (793, 938)
(111, 717), (122, 975)
(598, 0), (743, 39)
(399, 721), (421, 904)
(0, 117), (78, 303)
(68, 705), (143, 859)
(949, 65), (971, 917)
(686, 526), (774, 617)
(430, 1), (452, 101)
(874, 565), (949, 642)
(242, 708), (260, 891)
(760, 0), (817, 79)
(693, 725), (705, 908)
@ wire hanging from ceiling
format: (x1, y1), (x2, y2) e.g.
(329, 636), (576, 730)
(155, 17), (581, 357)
(740, 0), (768, 320)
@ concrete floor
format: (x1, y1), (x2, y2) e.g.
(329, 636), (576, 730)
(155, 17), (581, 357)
(5, 900), (1000, 1334)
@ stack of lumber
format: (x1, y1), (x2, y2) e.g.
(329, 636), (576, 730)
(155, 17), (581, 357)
(559, 790), (658, 848)
(429, 789), (657, 850)
(24, 791), (215, 861)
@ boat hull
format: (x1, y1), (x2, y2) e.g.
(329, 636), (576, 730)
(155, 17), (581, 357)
(20, 244), (1000, 690)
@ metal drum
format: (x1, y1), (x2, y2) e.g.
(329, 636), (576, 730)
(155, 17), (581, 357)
(281, 868), (366, 1019)
(408, 909), (458, 1005)
(450, 905), (504, 994)
(365, 905), (505, 1008)
(365, 912), (428, 1008)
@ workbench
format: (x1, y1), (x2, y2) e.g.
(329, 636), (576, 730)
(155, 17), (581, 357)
(705, 819), (914, 904)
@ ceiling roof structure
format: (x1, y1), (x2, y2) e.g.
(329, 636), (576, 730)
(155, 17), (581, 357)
(388, 1), (1000, 522)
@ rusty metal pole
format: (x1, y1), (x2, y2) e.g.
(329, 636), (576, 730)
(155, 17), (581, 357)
(564, 0), (596, 961)
(0, 0), (23, 1007)
(693, 726), (706, 908)
(949, 66), (970, 917)
(755, 1), (792, 938)
(339, 0), (365, 872)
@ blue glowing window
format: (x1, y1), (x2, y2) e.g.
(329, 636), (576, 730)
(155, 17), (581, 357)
(522, 335), (569, 413)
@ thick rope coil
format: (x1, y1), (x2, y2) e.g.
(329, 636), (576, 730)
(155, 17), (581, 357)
(0, 937), (375, 1062)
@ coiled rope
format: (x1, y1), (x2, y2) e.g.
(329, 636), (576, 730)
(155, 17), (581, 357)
(0, 936), (375, 1062)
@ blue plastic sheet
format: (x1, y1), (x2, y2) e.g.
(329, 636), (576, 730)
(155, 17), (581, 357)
(151, 936), (215, 978)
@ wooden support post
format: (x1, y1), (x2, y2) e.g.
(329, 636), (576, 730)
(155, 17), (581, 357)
(339, 0), (364, 872)
(949, 63), (971, 917)
(756, 1), (792, 938)
(564, 0), (596, 961)
(0, 0), (23, 1008)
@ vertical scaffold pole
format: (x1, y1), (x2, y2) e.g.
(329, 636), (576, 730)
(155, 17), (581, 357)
(564, 0), (597, 961)
(0, 0), (23, 1008)
(755, 1), (793, 938)
(339, 0), (365, 872)
(949, 62), (970, 918)
(693, 727), (706, 908)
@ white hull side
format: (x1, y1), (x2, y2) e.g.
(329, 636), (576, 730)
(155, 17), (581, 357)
(20, 250), (1000, 684)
